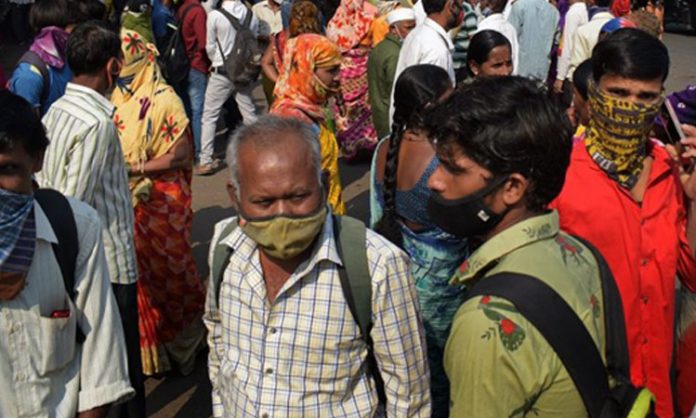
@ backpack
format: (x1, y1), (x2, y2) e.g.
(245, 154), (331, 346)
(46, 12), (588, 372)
(465, 235), (655, 418)
(17, 51), (50, 105)
(210, 215), (386, 403)
(214, 7), (262, 86)
(159, 3), (197, 85)
(34, 189), (85, 344)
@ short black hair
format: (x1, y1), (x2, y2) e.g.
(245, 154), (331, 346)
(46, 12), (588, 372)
(592, 28), (669, 82)
(70, 0), (108, 23)
(595, 0), (612, 8)
(423, 0), (449, 15)
(425, 76), (573, 211)
(488, 0), (509, 13)
(67, 21), (121, 77)
(0, 91), (50, 157)
(573, 59), (593, 100)
(29, 0), (71, 32)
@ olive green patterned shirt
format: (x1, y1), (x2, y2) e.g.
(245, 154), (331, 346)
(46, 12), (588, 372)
(444, 210), (606, 418)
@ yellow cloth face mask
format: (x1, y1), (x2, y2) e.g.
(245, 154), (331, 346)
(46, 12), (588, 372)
(585, 81), (663, 189)
(239, 206), (328, 260)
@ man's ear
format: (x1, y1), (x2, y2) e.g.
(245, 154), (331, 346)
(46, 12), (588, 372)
(501, 173), (529, 207)
(32, 149), (45, 174)
(227, 183), (239, 211)
(321, 170), (330, 196)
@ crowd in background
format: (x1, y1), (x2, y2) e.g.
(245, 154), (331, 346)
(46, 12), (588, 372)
(1, 0), (696, 417)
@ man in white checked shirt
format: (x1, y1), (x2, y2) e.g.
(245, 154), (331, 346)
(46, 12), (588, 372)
(204, 115), (432, 417)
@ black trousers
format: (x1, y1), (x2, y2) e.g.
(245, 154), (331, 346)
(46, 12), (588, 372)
(108, 283), (146, 418)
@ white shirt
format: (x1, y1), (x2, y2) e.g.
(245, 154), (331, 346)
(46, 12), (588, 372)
(390, 18), (455, 124)
(567, 11), (613, 78)
(252, 0), (283, 37)
(476, 13), (520, 74)
(38, 83), (138, 285)
(556, 2), (588, 81)
(206, 0), (260, 68)
(205, 215), (431, 417)
(0, 198), (133, 417)
(414, 0), (427, 25)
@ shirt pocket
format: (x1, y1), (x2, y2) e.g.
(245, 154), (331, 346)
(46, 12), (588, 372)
(37, 297), (77, 375)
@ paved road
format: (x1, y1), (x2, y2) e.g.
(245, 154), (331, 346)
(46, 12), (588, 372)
(1, 31), (693, 418)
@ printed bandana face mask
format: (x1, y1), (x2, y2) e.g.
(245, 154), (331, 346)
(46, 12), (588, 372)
(585, 81), (664, 189)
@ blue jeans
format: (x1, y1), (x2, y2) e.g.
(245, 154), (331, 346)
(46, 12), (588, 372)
(187, 69), (207, 158)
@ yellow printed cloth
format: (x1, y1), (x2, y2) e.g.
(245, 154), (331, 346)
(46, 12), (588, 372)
(111, 29), (189, 204)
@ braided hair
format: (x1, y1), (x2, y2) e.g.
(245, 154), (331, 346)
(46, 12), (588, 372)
(374, 65), (452, 248)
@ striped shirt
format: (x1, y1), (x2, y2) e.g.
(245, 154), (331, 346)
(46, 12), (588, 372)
(0, 197), (133, 417)
(204, 215), (432, 418)
(37, 83), (137, 285)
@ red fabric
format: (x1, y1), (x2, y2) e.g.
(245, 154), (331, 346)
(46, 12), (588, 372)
(135, 167), (205, 373)
(678, 323), (696, 417)
(177, 0), (210, 74)
(611, 0), (631, 17)
(551, 139), (696, 418)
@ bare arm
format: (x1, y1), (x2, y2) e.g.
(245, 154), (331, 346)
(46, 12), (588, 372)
(129, 130), (193, 176)
(261, 42), (279, 83)
(76, 405), (110, 418)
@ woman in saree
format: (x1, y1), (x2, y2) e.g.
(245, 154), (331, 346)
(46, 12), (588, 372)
(325, 0), (382, 160)
(270, 33), (345, 215)
(370, 64), (468, 418)
(260, 0), (323, 105)
(111, 14), (206, 377)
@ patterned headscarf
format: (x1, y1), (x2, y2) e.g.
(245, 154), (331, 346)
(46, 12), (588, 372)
(585, 81), (663, 189)
(325, 0), (377, 52)
(111, 28), (189, 204)
(271, 34), (341, 123)
(29, 26), (70, 69)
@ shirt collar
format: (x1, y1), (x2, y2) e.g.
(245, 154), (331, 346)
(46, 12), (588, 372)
(33, 198), (58, 244)
(65, 82), (116, 118)
(591, 10), (613, 20)
(452, 211), (560, 284)
(424, 17), (455, 51)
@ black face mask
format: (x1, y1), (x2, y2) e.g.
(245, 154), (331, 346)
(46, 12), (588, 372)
(427, 176), (509, 239)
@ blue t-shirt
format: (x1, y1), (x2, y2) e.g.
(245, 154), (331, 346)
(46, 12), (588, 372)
(9, 62), (72, 115)
(152, 0), (175, 40)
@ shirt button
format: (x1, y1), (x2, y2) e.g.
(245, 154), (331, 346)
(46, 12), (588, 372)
(265, 368), (274, 375)
(262, 414), (269, 418)
(642, 296), (649, 304)
(16, 372), (25, 381)
(269, 327), (277, 334)
(641, 258), (649, 266)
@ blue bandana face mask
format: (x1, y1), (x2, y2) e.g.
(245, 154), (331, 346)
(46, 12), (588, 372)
(0, 188), (34, 266)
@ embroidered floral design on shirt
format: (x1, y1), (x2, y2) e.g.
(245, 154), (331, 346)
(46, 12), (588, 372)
(113, 114), (125, 132)
(590, 294), (601, 319)
(124, 32), (145, 55)
(160, 115), (179, 143)
(556, 235), (590, 266)
(479, 295), (526, 351)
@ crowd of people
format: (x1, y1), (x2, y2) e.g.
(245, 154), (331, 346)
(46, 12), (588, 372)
(1, 0), (696, 417)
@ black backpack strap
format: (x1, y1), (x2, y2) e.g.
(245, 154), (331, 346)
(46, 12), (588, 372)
(571, 235), (631, 380)
(34, 189), (85, 343)
(333, 215), (386, 404)
(217, 7), (244, 32)
(18, 51), (49, 104)
(467, 272), (609, 418)
(211, 220), (237, 311)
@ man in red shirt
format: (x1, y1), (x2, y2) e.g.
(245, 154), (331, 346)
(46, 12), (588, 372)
(552, 28), (696, 417)
(175, 0), (210, 162)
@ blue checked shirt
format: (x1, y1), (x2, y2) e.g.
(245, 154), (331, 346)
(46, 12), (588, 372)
(204, 215), (432, 417)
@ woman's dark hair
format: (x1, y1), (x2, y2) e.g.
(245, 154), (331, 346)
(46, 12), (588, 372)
(29, 0), (71, 32)
(466, 30), (511, 77)
(70, 0), (108, 23)
(375, 64), (452, 247)
(0, 91), (50, 157)
(572, 59), (593, 100)
(425, 76), (573, 212)
(67, 21), (121, 77)
(592, 28), (669, 83)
